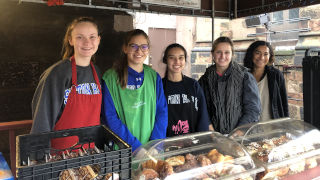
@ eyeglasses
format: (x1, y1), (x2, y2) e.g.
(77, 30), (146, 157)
(128, 43), (149, 52)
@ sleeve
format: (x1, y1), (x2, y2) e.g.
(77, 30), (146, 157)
(31, 69), (65, 134)
(237, 72), (261, 126)
(198, 74), (213, 125)
(279, 71), (289, 117)
(149, 73), (168, 140)
(194, 81), (210, 132)
(101, 81), (142, 151)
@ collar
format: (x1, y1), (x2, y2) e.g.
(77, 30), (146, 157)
(215, 62), (233, 77)
(128, 66), (144, 76)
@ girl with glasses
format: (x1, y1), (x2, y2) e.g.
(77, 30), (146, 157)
(102, 29), (168, 152)
(198, 37), (261, 134)
(243, 41), (288, 121)
(162, 43), (212, 137)
(31, 17), (102, 149)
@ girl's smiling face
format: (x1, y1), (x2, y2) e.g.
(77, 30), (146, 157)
(212, 42), (232, 71)
(166, 47), (186, 75)
(68, 22), (100, 59)
(123, 35), (149, 68)
(253, 45), (270, 69)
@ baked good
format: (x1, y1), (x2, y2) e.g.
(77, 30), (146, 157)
(207, 149), (222, 163)
(79, 165), (98, 180)
(59, 169), (77, 180)
(223, 155), (234, 164)
(196, 154), (212, 167)
(159, 162), (174, 179)
(289, 161), (305, 174)
(306, 158), (318, 169)
(175, 154), (198, 173)
(207, 149), (219, 158)
(165, 155), (185, 166)
(142, 160), (158, 171)
(139, 168), (159, 180)
(275, 167), (290, 177)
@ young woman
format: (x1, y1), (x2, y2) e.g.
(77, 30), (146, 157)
(31, 17), (102, 149)
(243, 40), (288, 121)
(162, 43), (211, 137)
(198, 36), (261, 134)
(102, 29), (168, 152)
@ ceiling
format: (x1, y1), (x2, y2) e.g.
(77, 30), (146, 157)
(21, 0), (320, 18)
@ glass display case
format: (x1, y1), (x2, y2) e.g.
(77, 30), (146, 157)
(229, 118), (320, 180)
(132, 131), (262, 180)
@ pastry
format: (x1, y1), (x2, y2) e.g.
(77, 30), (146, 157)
(159, 162), (174, 179)
(79, 165), (98, 180)
(276, 167), (289, 177)
(196, 154), (212, 167)
(142, 160), (158, 171)
(59, 169), (77, 180)
(139, 168), (159, 180)
(165, 155), (185, 166)
(208, 153), (225, 164)
(223, 155), (234, 164)
(207, 149), (219, 158)
(306, 158), (318, 169)
(207, 150), (222, 163)
(175, 154), (198, 173)
(289, 161), (305, 174)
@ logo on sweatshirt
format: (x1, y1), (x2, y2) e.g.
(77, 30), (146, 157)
(64, 83), (100, 105)
(172, 120), (189, 134)
(132, 101), (146, 109)
(167, 94), (199, 111)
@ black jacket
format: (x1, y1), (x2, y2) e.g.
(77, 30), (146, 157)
(265, 65), (289, 118)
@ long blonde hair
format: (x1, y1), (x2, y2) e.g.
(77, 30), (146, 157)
(114, 29), (150, 89)
(61, 17), (99, 60)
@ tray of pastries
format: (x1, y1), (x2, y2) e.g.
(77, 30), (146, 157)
(229, 118), (320, 180)
(132, 131), (263, 180)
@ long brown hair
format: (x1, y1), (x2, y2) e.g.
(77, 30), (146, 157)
(114, 29), (150, 89)
(61, 17), (99, 60)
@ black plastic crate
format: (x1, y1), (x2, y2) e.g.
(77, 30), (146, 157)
(16, 125), (131, 180)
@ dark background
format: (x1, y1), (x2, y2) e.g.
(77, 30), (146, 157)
(0, 0), (132, 166)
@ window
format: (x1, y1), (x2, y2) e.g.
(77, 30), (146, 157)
(273, 11), (283, 22)
(289, 8), (299, 19)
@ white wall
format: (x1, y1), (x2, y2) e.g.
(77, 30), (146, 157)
(134, 12), (177, 64)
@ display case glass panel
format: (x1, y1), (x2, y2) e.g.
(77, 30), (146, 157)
(229, 118), (320, 179)
(132, 131), (262, 180)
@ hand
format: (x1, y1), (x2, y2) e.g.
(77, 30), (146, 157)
(209, 124), (215, 131)
(230, 130), (244, 138)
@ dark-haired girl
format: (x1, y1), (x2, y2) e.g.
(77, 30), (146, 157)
(102, 29), (168, 152)
(162, 43), (211, 137)
(243, 41), (288, 121)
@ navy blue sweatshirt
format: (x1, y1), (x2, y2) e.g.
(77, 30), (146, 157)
(163, 76), (209, 137)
